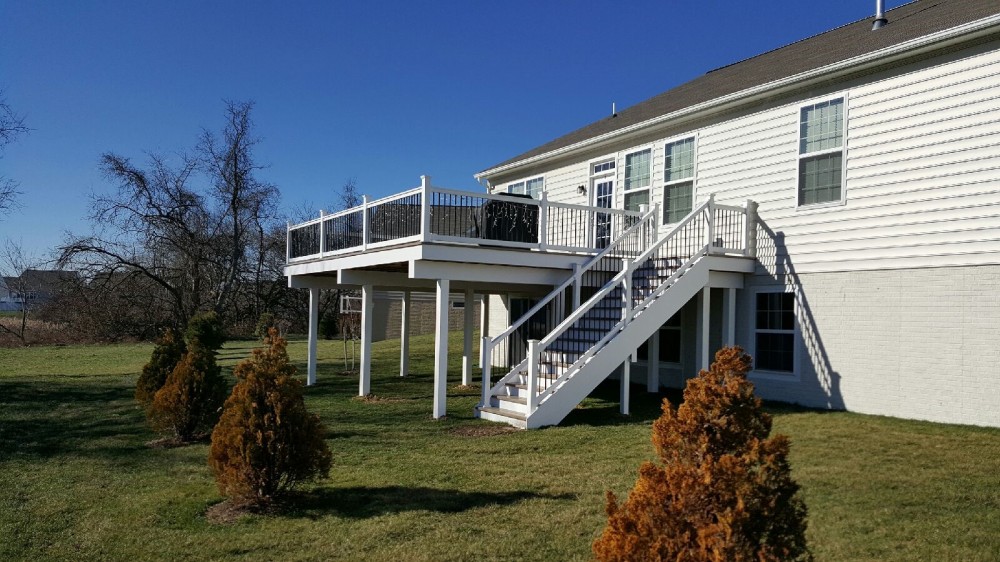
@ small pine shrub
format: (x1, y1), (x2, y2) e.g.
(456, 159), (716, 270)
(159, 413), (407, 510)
(254, 312), (276, 338)
(147, 343), (228, 442)
(185, 311), (226, 351)
(135, 327), (186, 407)
(209, 328), (332, 506)
(593, 346), (811, 562)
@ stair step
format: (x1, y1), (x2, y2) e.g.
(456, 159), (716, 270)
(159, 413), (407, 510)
(478, 406), (527, 422)
(496, 394), (527, 405)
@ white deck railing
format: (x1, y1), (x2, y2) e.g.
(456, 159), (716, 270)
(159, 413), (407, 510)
(286, 176), (644, 262)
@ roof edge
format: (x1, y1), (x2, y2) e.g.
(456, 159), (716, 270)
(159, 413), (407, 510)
(476, 13), (1000, 182)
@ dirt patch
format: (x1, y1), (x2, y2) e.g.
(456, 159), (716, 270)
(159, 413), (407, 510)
(448, 425), (519, 437)
(351, 394), (408, 403)
(450, 384), (479, 395)
(146, 434), (210, 448)
(205, 499), (268, 525)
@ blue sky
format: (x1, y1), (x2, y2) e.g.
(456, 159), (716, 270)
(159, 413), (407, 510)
(1, 0), (907, 260)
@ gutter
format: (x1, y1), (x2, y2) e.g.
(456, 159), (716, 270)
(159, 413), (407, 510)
(475, 14), (1000, 182)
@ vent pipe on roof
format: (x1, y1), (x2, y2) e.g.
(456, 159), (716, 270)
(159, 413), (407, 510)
(872, 0), (888, 30)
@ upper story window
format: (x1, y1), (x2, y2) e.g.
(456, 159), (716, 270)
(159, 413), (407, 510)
(623, 148), (652, 212)
(663, 136), (696, 223)
(798, 97), (844, 207)
(508, 176), (544, 199)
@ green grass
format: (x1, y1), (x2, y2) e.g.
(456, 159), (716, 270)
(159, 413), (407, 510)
(1, 336), (998, 561)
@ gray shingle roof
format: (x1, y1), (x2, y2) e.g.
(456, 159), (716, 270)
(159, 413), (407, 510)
(480, 0), (1000, 175)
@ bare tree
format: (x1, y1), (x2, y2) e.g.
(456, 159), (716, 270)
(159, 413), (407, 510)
(0, 241), (39, 345)
(198, 100), (279, 319)
(338, 177), (361, 210)
(59, 101), (281, 332)
(0, 94), (29, 218)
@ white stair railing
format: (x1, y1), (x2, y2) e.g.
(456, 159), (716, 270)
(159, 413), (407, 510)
(479, 206), (659, 407)
(521, 196), (750, 415)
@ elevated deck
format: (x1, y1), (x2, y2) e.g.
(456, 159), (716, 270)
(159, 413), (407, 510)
(284, 176), (643, 292)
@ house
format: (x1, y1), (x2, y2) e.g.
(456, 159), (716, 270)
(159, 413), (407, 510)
(285, 0), (1000, 428)
(0, 269), (79, 312)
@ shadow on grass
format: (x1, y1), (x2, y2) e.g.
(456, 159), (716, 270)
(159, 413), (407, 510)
(558, 381), (684, 428)
(0, 378), (151, 463)
(285, 486), (576, 519)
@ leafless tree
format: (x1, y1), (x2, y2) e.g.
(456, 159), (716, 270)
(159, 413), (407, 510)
(339, 177), (361, 210)
(59, 101), (281, 331)
(0, 240), (39, 345)
(0, 94), (29, 218)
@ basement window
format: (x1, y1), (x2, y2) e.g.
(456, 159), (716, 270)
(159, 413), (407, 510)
(754, 291), (795, 373)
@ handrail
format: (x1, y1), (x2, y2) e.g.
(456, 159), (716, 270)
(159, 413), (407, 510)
(287, 181), (647, 262)
(537, 198), (712, 350)
(479, 206), (658, 405)
(521, 196), (752, 411)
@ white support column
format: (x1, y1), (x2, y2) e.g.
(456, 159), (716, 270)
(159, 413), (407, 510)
(723, 288), (736, 348)
(359, 284), (374, 396)
(433, 278), (450, 419)
(700, 286), (711, 371)
(571, 263), (582, 310)
(478, 293), (489, 367)
(400, 290), (411, 377)
(307, 287), (319, 386)
(647, 330), (660, 393)
(462, 288), (474, 385)
(620, 361), (631, 415)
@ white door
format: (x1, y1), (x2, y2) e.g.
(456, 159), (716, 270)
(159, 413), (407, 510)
(592, 178), (614, 248)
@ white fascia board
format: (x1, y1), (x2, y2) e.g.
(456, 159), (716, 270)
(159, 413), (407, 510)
(475, 15), (1000, 181)
(410, 260), (568, 285)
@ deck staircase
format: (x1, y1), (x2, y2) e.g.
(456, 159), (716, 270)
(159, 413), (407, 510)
(476, 197), (755, 429)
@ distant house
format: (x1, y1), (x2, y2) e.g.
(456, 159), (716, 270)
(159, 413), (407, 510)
(0, 269), (79, 312)
(286, 0), (1000, 428)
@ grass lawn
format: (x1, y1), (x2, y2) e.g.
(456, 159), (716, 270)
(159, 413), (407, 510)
(1, 335), (999, 561)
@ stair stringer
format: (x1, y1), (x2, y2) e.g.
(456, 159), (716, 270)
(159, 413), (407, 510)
(524, 259), (711, 429)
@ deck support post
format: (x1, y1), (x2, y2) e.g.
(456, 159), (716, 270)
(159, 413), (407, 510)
(620, 361), (631, 415)
(359, 284), (373, 396)
(462, 288), (474, 385)
(647, 330), (659, 393)
(400, 290), (411, 377)
(433, 278), (450, 419)
(307, 286), (319, 386)
(478, 293), (489, 367)
(700, 286), (711, 371)
(723, 288), (736, 347)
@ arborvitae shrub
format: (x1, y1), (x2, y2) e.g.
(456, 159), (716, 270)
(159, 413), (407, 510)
(253, 312), (276, 338)
(135, 327), (186, 407)
(185, 311), (226, 351)
(147, 343), (228, 441)
(593, 346), (811, 562)
(209, 328), (332, 506)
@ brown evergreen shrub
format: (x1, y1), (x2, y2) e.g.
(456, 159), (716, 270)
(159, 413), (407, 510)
(208, 328), (332, 506)
(135, 327), (186, 407)
(593, 346), (811, 562)
(147, 343), (228, 442)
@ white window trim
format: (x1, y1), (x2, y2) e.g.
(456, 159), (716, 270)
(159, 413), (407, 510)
(749, 286), (801, 382)
(796, 92), (848, 210)
(507, 175), (545, 198)
(662, 133), (699, 224)
(621, 145), (654, 211)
